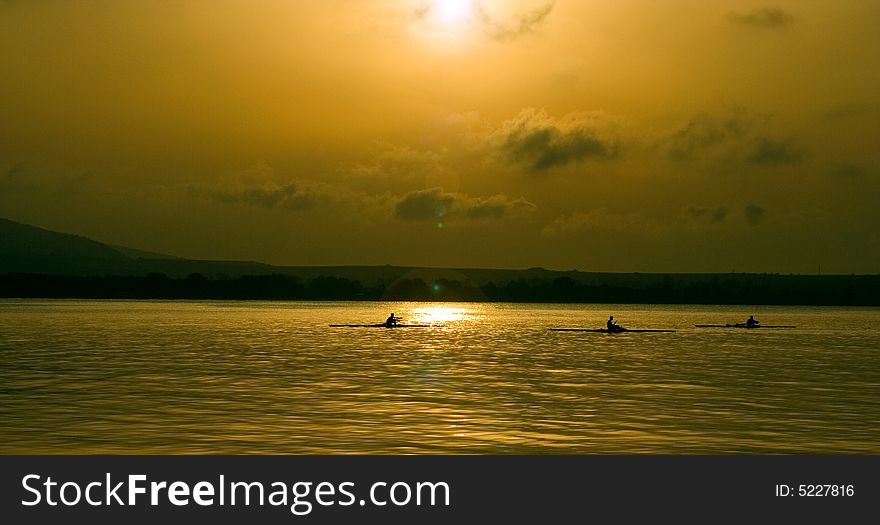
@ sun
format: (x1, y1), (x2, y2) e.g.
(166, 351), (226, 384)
(434, 0), (474, 25)
(413, 0), (478, 45)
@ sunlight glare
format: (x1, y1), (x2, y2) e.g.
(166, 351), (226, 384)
(435, 0), (473, 25)
(413, 306), (467, 324)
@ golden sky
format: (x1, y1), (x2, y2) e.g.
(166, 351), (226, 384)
(1, 0), (878, 272)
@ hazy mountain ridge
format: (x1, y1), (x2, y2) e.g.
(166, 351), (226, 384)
(0, 217), (290, 278)
(0, 217), (567, 282)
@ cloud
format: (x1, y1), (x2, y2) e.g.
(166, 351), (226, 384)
(665, 112), (804, 168)
(728, 7), (794, 29)
(344, 143), (444, 190)
(411, 2), (431, 20)
(666, 113), (751, 161)
(542, 208), (650, 237)
(545, 204), (769, 238)
(831, 164), (864, 179)
(192, 181), (317, 211)
(463, 194), (536, 219)
(748, 139), (803, 165)
(0, 163), (93, 199)
(394, 188), (455, 221)
(686, 206), (728, 223)
(478, 1), (556, 42)
(189, 161), (322, 211)
(393, 187), (536, 222)
(495, 108), (618, 172)
(744, 204), (766, 226)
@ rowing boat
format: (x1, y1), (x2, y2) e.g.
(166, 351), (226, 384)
(328, 324), (433, 328)
(694, 324), (796, 329)
(548, 328), (676, 333)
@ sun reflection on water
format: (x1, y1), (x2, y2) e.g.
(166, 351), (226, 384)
(410, 305), (469, 324)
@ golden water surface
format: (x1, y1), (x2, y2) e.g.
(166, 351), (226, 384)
(1, 300), (878, 453)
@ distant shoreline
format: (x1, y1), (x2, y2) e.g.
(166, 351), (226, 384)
(2, 272), (878, 306)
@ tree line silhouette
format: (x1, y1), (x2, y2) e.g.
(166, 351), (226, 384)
(1, 272), (878, 305)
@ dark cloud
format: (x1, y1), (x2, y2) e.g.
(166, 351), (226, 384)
(188, 161), (325, 211)
(479, 2), (556, 42)
(497, 109), (617, 172)
(748, 139), (803, 165)
(666, 113), (805, 169)
(667, 113), (750, 161)
(831, 164), (864, 179)
(686, 206), (728, 223)
(394, 188), (456, 221)
(191, 181), (316, 211)
(728, 7), (794, 29)
(394, 188), (536, 222)
(744, 204), (766, 226)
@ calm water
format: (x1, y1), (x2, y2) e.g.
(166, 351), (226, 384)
(1, 300), (878, 454)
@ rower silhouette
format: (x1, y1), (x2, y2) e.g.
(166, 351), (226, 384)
(745, 315), (759, 328)
(607, 315), (624, 333)
(385, 312), (398, 328)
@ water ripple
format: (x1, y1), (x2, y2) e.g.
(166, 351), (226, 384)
(1, 300), (878, 453)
